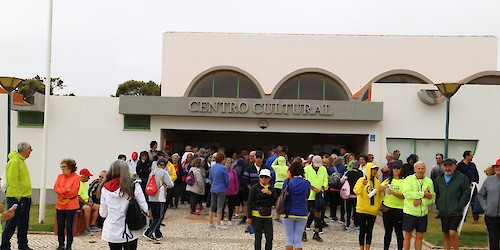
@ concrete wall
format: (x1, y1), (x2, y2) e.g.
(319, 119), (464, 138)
(161, 32), (497, 96)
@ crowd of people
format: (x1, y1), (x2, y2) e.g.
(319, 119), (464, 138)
(0, 141), (499, 250)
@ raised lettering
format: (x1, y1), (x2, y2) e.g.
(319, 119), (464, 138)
(238, 103), (249, 113)
(292, 104), (302, 115)
(188, 101), (199, 112)
(253, 103), (263, 114)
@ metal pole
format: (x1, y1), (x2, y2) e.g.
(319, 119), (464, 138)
(6, 92), (12, 161)
(39, 0), (53, 223)
(444, 97), (451, 159)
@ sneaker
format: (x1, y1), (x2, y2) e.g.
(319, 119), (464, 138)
(306, 227), (312, 231)
(313, 232), (323, 242)
(143, 232), (157, 241)
(302, 232), (307, 242)
(238, 217), (247, 225)
(354, 226), (360, 232)
(84, 228), (94, 236)
(339, 220), (345, 224)
(56, 246), (65, 250)
(216, 224), (229, 230)
(191, 211), (201, 215)
(274, 218), (282, 223)
(233, 213), (239, 219)
(227, 220), (233, 226)
(343, 226), (348, 231)
(156, 235), (164, 241)
(321, 221), (329, 228)
(208, 223), (216, 228)
(331, 217), (338, 221)
(89, 225), (101, 232)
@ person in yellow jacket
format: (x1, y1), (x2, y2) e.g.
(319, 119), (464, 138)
(354, 162), (384, 250)
(302, 155), (329, 242)
(272, 156), (289, 222)
(401, 161), (435, 250)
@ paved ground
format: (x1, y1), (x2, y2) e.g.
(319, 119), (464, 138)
(11, 203), (429, 250)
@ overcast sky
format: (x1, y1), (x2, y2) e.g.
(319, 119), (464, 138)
(1, 0), (499, 96)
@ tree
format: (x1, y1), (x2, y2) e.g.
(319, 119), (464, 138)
(15, 75), (67, 104)
(115, 80), (160, 97)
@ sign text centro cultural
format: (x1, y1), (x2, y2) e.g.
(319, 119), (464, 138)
(188, 101), (333, 116)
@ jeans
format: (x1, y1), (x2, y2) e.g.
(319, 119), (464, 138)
(108, 239), (138, 250)
(383, 208), (403, 250)
(252, 217), (273, 250)
(1, 197), (31, 250)
(282, 217), (307, 248)
(56, 209), (77, 248)
(358, 213), (376, 246)
(145, 202), (165, 238)
(485, 216), (500, 250)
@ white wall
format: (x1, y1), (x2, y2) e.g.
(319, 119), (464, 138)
(372, 83), (500, 183)
(161, 33), (497, 96)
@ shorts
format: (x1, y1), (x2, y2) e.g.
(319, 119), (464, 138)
(239, 189), (249, 203)
(440, 216), (461, 232)
(79, 202), (85, 209)
(307, 200), (317, 211)
(402, 213), (428, 233)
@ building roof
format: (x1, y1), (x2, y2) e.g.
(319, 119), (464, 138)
(0, 86), (30, 105)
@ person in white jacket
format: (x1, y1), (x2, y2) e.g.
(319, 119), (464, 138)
(99, 160), (148, 250)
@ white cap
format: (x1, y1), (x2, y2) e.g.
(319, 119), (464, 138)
(259, 169), (272, 177)
(308, 154), (314, 159)
(312, 155), (322, 167)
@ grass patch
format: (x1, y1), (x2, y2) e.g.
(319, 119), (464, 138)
(424, 212), (488, 248)
(29, 204), (55, 232)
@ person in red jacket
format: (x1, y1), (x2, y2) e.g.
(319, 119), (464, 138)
(53, 158), (81, 250)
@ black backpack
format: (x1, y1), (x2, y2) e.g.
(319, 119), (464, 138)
(124, 181), (147, 234)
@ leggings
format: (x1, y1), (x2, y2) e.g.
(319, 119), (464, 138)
(282, 217), (307, 248)
(345, 198), (358, 227)
(358, 213), (376, 246)
(383, 208), (403, 250)
(330, 190), (345, 221)
(108, 239), (138, 250)
(223, 195), (237, 221)
(252, 217), (273, 250)
(190, 192), (203, 212)
(56, 209), (77, 248)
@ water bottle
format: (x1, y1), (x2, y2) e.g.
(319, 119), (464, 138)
(248, 225), (255, 234)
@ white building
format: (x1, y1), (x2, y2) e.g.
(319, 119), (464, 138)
(1, 32), (499, 201)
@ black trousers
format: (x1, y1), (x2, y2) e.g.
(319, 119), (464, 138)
(222, 195), (237, 221)
(108, 239), (138, 250)
(252, 217), (273, 250)
(330, 191), (345, 221)
(358, 213), (376, 246)
(383, 208), (403, 250)
(345, 198), (358, 227)
(485, 216), (500, 250)
(56, 209), (77, 248)
(173, 182), (185, 207)
(190, 192), (203, 212)
(1, 197), (31, 250)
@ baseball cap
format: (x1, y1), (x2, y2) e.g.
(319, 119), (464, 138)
(443, 158), (458, 165)
(79, 168), (93, 176)
(157, 158), (168, 165)
(255, 151), (265, 159)
(392, 161), (403, 168)
(371, 165), (379, 169)
(493, 158), (500, 167)
(312, 155), (322, 167)
(259, 169), (272, 178)
(198, 148), (207, 157)
(272, 149), (279, 153)
(131, 152), (138, 159)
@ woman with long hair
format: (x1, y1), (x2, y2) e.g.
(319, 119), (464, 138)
(186, 157), (206, 215)
(99, 160), (148, 250)
(380, 162), (405, 250)
(54, 158), (80, 250)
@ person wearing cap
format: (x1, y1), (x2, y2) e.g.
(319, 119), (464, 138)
(456, 150), (480, 223)
(54, 158), (80, 250)
(343, 160), (364, 231)
(266, 149), (279, 168)
(401, 161), (435, 250)
(380, 161), (405, 250)
(354, 162), (384, 250)
(241, 150), (272, 225)
(434, 158), (470, 250)
(127, 152), (139, 177)
(247, 168), (277, 250)
(144, 158), (174, 241)
(1, 142), (33, 250)
(303, 155), (329, 242)
(78, 168), (101, 236)
(478, 159), (500, 250)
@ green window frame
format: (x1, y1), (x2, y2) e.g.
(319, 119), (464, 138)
(124, 115), (150, 130)
(18, 112), (44, 127)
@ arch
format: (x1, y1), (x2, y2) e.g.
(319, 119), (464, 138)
(184, 66), (265, 98)
(459, 71), (500, 85)
(271, 68), (353, 101)
(367, 69), (434, 85)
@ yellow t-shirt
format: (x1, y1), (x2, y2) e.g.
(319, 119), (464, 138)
(381, 178), (404, 209)
(78, 181), (89, 203)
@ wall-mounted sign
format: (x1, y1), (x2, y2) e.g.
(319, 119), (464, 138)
(370, 134), (376, 142)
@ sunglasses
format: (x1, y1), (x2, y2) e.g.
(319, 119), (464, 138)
(393, 167), (402, 169)
(259, 176), (270, 179)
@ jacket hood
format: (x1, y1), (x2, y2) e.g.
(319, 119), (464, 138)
(365, 162), (379, 180)
(103, 178), (120, 193)
(277, 156), (287, 166)
(8, 151), (25, 161)
(287, 177), (310, 195)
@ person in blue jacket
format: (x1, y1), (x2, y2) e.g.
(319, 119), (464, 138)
(282, 161), (311, 250)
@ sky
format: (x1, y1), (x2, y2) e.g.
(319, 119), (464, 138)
(1, 0), (500, 97)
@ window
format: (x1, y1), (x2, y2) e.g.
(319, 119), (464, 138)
(375, 74), (427, 84)
(466, 75), (500, 85)
(18, 112), (44, 127)
(189, 70), (261, 98)
(274, 72), (349, 100)
(124, 115), (150, 130)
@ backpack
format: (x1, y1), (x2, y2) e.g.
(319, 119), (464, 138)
(145, 174), (158, 196)
(275, 179), (289, 216)
(340, 180), (350, 199)
(186, 170), (195, 186)
(125, 182), (147, 231)
(328, 167), (341, 186)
